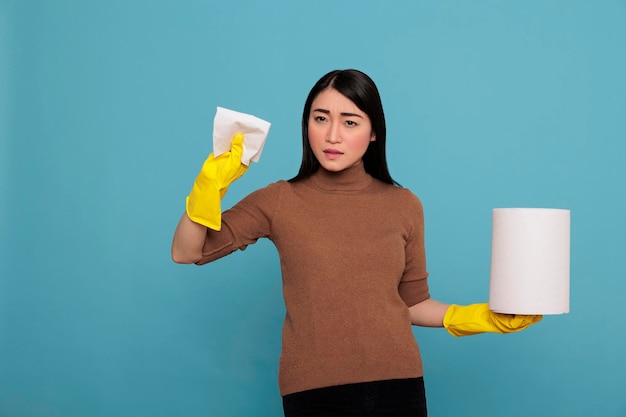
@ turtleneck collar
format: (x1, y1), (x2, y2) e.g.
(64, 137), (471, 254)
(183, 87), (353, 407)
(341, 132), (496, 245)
(309, 162), (373, 192)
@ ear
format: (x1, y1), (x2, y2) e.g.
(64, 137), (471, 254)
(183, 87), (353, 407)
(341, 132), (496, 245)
(370, 132), (376, 142)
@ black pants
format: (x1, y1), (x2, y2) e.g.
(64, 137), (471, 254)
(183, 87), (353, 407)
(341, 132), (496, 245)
(282, 377), (427, 417)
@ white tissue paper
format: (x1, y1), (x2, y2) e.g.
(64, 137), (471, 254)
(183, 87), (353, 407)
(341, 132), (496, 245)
(212, 106), (271, 165)
(489, 208), (570, 315)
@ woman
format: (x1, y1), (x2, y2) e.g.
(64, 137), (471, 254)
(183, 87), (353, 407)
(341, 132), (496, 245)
(172, 69), (541, 416)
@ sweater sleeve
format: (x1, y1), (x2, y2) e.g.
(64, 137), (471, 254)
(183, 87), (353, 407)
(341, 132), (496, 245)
(195, 181), (282, 265)
(398, 192), (430, 307)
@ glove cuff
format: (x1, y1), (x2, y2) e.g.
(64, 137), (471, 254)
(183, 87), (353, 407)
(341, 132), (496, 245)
(186, 184), (223, 231)
(443, 304), (470, 337)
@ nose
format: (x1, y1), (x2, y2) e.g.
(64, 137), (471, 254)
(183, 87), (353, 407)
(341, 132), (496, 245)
(326, 121), (341, 144)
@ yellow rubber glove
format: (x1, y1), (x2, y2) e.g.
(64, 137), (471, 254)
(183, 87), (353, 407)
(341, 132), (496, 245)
(443, 303), (542, 337)
(185, 133), (248, 231)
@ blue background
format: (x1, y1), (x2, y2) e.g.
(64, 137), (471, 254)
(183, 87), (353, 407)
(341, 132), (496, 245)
(2, 1), (625, 416)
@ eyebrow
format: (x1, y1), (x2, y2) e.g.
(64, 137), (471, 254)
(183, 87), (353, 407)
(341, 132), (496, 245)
(312, 108), (364, 118)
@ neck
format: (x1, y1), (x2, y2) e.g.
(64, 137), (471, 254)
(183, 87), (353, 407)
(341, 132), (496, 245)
(310, 162), (372, 191)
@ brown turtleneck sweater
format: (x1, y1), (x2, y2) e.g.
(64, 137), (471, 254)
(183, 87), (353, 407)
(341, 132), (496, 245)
(197, 163), (430, 396)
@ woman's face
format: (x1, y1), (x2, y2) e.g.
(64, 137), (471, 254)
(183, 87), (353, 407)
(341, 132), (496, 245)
(308, 88), (375, 172)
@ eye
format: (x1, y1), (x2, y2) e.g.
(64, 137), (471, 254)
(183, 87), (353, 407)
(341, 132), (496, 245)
(345, 120), (358, 127)
(314, 115), (327, 123)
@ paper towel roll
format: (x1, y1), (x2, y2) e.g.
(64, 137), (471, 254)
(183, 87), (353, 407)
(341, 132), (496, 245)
(489, 208), (570, 315)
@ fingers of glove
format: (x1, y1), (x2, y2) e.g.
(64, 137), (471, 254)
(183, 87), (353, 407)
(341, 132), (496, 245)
(229, 133), (245, 163)
(226, 134), (248, 182)
(492, 313), (543, 333)
(200, 149), (247, 185)
(520, 314), (543, 328)
(218, 134), (248, 181)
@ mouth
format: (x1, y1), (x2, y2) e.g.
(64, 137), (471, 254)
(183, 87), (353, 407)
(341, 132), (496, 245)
(323, 148), (344, 156)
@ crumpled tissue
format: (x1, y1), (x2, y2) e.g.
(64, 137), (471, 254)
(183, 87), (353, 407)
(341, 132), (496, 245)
(212, 106), (271, 165)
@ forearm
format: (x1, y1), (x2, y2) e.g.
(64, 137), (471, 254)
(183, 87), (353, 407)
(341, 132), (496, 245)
(408, 298), (450, 327)
(171, 212), (208, 264)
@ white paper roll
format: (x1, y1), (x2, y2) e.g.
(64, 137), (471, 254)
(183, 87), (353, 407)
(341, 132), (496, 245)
(489, 208), (570, 315)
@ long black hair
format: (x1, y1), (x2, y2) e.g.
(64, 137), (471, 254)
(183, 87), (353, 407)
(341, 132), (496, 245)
(288, 69), (400, 186)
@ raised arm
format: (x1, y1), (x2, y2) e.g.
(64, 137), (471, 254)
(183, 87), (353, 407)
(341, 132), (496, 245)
(171, 213), (207, 264)
(171, 134), (248, 264)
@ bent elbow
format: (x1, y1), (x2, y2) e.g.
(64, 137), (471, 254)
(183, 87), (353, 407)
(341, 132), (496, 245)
(171, 247), (202, 265)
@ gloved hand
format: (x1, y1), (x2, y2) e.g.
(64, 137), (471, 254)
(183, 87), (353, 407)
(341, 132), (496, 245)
(185, 133), (248, 231)
(443, 303), (542, 337)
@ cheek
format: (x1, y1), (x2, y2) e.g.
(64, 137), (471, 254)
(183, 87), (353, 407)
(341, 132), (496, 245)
(352, 132), (375, 149)
(307, 125), (324, 146)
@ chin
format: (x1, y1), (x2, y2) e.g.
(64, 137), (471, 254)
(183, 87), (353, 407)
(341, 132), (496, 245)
(319, 162), (346, 172)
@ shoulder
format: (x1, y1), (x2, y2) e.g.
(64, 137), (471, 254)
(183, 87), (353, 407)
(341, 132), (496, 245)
(246, 179), (289, 195)
(371, 179), (424, 210)
(228, 180), (282, 209)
